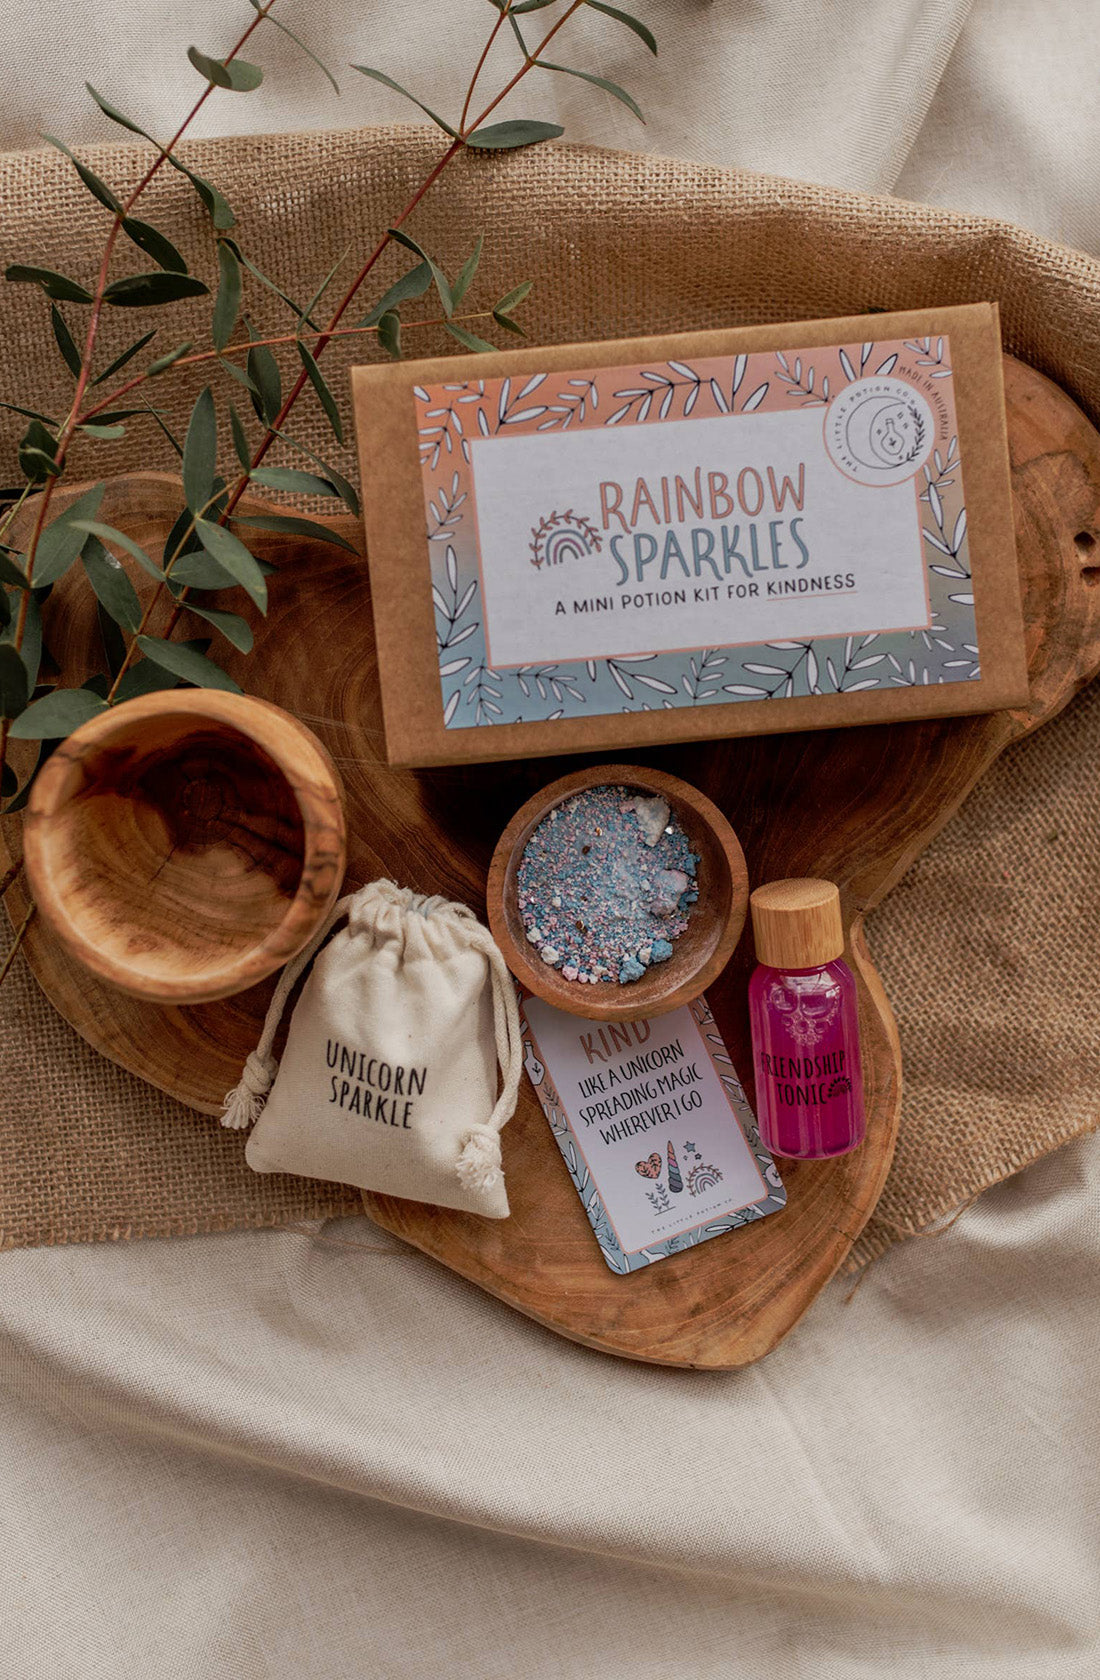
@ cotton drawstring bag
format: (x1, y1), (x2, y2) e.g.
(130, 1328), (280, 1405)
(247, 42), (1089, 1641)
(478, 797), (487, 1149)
(221, 880), (522, 1218)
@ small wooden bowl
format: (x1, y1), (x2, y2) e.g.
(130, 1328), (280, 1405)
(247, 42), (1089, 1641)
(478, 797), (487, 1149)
(487, 763), (748, 1021)
(23, 689), (346, 1005)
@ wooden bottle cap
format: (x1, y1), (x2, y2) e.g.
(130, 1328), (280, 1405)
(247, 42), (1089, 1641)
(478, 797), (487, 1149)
(750, 878), (844, 969)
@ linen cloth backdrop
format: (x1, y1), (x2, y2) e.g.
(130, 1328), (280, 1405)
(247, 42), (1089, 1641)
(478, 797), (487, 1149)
(2, 2), (1100, 1675)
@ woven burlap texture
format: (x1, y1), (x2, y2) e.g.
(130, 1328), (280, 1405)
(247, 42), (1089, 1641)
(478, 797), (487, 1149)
(2, 125), (1098, 1261)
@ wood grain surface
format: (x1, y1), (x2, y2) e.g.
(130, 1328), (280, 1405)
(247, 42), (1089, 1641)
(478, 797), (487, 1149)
(4, 355), (1100, 1367)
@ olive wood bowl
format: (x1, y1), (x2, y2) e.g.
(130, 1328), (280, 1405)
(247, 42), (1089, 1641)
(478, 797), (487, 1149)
(487, 762), (748, 1021)
(23, 689), (346, 1004)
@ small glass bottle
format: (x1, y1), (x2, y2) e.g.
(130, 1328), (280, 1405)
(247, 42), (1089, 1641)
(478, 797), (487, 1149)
(747, 878), (865, 1159)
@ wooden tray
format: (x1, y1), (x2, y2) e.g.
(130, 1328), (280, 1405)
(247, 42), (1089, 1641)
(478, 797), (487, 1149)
(5, 356), (1100, 1367)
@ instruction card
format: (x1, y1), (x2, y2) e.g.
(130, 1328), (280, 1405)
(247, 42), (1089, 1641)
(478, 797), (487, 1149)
(521, 994), (786, 1274)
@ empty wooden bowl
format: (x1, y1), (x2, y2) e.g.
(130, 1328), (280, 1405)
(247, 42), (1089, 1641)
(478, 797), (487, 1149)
(487, 763), (748, 1021)
(23, 689), (346, 1004)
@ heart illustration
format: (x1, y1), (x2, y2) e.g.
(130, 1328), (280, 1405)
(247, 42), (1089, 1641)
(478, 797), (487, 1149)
(635, 1153), (662, 1180)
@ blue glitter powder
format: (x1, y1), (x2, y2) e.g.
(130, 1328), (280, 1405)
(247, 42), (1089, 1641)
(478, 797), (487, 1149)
(516, 784), (699, 985)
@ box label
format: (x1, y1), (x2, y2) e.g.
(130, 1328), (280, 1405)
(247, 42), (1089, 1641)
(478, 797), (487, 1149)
(416, 337), (977, 729)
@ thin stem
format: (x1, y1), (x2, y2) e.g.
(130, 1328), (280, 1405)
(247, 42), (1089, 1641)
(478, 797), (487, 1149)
(0, 902), (35, 985)
(459, 0), (513, 132)
(75, 309), (496, 425)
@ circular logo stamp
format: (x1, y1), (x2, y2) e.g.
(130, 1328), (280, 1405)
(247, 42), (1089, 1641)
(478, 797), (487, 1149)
(824, 376), (935, 486)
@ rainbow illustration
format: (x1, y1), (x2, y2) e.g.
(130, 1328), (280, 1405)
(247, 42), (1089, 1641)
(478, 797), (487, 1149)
(529, 508), (603, 570)
(688, 1162), (724, 1197)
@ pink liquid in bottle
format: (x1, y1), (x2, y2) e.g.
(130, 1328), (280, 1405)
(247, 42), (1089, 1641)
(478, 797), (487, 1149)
(747, 879), (866, 1160)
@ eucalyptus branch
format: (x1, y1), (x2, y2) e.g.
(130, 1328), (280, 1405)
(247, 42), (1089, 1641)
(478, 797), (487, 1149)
(0, 0), (656, 803)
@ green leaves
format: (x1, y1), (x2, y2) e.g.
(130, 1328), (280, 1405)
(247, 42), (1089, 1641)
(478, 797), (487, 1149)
(296, 341), (342, 444)
(30, 484), (105, 585)
(246, 0), (339, 92)
(538, 61), (644, 120)
(358, 261), (432, 328)
(450, 237), (483, 309)
(18, 419), (61, 482)
(71, 521), (164, 582)
(351, 67), (458, 138)
(93, 330), (157, 384)
(182, 388), (217, 516)
(9, 687), (107, 739)
(445, 322), (497, 354)
(42, 133), (121, 213)
(85, 82), (146, 137)
(173, 164), (236, 231)
(121, 218), (189, 274)
(377, 311), (401, 358)
(232, 513), (359, 554)
(146, 343), (192, 377)
(249, 466), (341, 498)
(136, 634), (241, 692)
(212, 242), (242, 351)
(583, 1), (658, 54)
(388, 230), (453, 317)
(5, 265), (93, 304)
(103, 272), (209, 308)
(50, 306), (82, 377)
(247, 342), (282, 425)
(193, 519), (268, 612)
(187, 47), (264, 93)
(81, 534), (142, 631)
(184, 604), (254, 653)
(0, 645), (29, 719)
(492, 279), (533, 337)
(466, 120), (564, 150)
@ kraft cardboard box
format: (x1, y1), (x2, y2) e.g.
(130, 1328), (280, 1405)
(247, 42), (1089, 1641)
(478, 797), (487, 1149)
(351, 304), (1027, 767)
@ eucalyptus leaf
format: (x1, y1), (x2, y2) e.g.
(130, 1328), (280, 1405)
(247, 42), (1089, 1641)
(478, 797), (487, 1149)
(247, 342), (282, 424)
(30, 483), (105, 586)
(146, 342), (192, 376)
(387, 230), (453, 317)
(538, 60), (643, 119)
(249, 466), (339, 498)
(72, 521), (165, 583)
(42, 133), (121, 213)
(78, 422), (127, 439)
(377, 311), (401, 358)
(93, 329), (157, 384)
(232, 513), (359, 554)
(493, 280), (533, 317)
(112, 657), (184, 703)
(271, 430), (360, 517)
(0, 552), (29, 590)
(10, 592), (42, 689)
(18, 446), (60, 483)
(103, 272), (208, 308)
(182, 387), (217, 517)
(584, 0), (658, 54)
(450, 236), (483, 309)
(9, 686), (107, 739)
(170, 162), (235, 231)
(296, 341), (343, 444)
(5, 265), (93, 304)
(187, 46), (264, 93)
(212, 241), (242, 351)
(169, 552), (233, 589)
(229, 244), (318, 327)
(50, 305), (82, 376)
(466, 120), (564, 150)
(193, 518), (269, 612)
(97, 601), (127, 676)
(185, 603), (254, 653)
(0, 398), (57, 424)
(351, 66), (458, 137)
(445, 322), (497, 354)
(358, 261), (432, 328)
(122, 217), (189, 274)
(81, 534), (142, 631)
(0, 644), (28, 718)
(492, 310), (526, 338)
(85, 83), (148, 138)
(247, 0), (340, 92)
(229, 405), (252, 471)
(135, 634), (241, 692)
(215, 356), (259, 395)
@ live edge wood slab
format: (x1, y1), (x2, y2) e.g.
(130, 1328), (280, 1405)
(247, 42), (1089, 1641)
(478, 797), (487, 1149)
(5, 356), (1100, 1368)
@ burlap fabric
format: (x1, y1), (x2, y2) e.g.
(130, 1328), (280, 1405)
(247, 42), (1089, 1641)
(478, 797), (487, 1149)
(1, 125), (1098, 1262)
